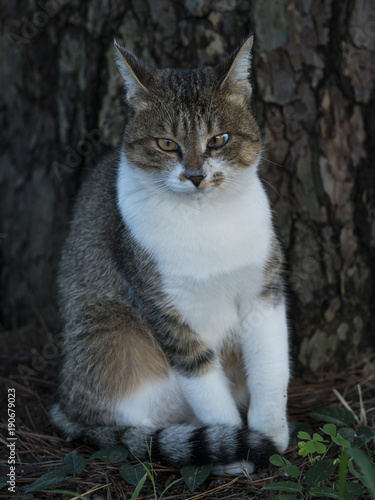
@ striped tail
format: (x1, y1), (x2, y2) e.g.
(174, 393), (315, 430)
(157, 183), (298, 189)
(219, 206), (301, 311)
(86, 424), (278, 468)
(51, 404), (277, 468)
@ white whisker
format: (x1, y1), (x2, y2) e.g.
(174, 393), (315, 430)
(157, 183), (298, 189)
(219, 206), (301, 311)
(259, 177), (284, 203)
(260, 155), (284, 169)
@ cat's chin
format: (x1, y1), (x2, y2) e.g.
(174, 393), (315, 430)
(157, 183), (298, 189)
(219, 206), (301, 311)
(166, 181), (225, 199)
(174, 187), (219, 200)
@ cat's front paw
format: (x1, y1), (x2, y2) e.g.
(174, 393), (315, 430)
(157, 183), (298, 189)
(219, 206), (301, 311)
(248, 411), (289, 453)
(268, 423), (289, 452)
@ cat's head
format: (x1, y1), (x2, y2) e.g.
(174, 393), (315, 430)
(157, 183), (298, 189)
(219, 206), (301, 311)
(115, 36), (261, 198)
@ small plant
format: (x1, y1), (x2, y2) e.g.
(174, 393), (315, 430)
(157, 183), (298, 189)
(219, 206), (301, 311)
(118, 437), (212, 498)
(9, 443), (212, 499)
(263, 406), (374, 500)
(119, 439), (183, 500)
(6, 405), (372, 499)
(13, 450), (89, 499)
(297, 424), (350, 461)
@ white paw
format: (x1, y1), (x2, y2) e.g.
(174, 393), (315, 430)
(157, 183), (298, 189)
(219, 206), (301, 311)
(248, 410), (290, 452)
(259, 423), (289, 453)
(272, 424), (290, 452)
(212, 460), (255, 476)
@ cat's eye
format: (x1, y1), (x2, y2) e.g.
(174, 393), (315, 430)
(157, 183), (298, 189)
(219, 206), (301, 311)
(208, 133), (229, 148)
(156, 138), (179, 152)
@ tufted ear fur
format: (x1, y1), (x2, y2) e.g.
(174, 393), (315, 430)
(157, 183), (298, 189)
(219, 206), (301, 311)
(114, 41), (152, 104)
(218, 35), (254, 99)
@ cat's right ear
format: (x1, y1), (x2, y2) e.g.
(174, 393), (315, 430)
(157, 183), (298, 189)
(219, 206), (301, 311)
(114, 41), (151, 104)
(217, 35), (254, 101)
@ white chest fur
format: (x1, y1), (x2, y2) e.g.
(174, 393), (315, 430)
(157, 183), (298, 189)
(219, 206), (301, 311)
(117, 154), (273, 346)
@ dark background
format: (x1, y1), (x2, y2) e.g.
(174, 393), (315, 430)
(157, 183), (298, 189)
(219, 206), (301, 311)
(1, 0), (374, 376)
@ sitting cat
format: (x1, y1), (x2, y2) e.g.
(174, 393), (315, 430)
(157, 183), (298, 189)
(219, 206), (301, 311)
(51, 35), (290, 475)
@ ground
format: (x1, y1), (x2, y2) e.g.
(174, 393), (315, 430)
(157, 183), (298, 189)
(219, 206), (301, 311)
(0, 336), (374, 500)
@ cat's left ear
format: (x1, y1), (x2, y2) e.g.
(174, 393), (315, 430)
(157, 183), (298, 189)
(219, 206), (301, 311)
(218, 35), (254, 98)
(114, 40), (152, 104)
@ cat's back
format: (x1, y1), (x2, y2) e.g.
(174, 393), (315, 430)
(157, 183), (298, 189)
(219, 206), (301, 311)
(57, 157), (126, 318)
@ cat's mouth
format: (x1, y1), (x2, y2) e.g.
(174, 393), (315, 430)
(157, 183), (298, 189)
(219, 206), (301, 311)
(177, 181), (223, 199)
(163, 167), (227, 198)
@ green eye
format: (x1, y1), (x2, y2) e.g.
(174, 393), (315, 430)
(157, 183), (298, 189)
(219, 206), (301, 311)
(208, 133), (229, 148)
(156, 138), (179, 151)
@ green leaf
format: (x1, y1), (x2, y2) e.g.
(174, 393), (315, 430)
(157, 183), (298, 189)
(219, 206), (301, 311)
(270, 454), (286, 466)
(313, 441), (327, 454)
(308, 407), (355, 427)
(334, 432), (351, 449)
(63, 450), (87, 475)
(312, 433), (325, 442)
(119, 462), (151, 487)
(322, 423), (337, 437)
(348, 459), (364, 481)
(329, 480), (365, 500)
(355, 426), (373, 445)
(340, 426), (373, 448)
(309, 485), (339, 498)
(283, 465), (301, 478)
(180, 464), (212, 493)
(348, 447), (375, 496)
(338, 427), (356, 445)
(130, 473), (147, 500)
(268, 495), (298, 499)
(289, 421), (312, 445)
(0, 477), (8, 491)
(331, 434), (346, 447)
(348, 457), (371, 493)
(24, 470), (69, 494)
(305, 441), (317, 454)
(297, 431), (312, 440)
(89, 445), (128, 463)
(304, 459), (336, 486)
(341, 481), (364, 499)
(262, 481), (303, 492)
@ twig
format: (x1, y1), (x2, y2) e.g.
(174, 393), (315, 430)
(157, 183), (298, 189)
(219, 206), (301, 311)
(332, 388), (359, 424)
(70, 483), (111, 500)
(357, 384), (368, 426)
(185, 476), (239, 500)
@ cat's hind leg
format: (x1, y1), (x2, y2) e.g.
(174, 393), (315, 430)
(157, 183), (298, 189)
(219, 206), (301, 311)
(54, 302), (171, 433)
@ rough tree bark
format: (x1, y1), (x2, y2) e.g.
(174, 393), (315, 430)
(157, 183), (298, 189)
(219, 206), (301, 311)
(0, 0), (374, 375)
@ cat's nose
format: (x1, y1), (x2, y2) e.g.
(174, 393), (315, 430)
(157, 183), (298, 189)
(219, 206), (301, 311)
(184, 173), (205, 187)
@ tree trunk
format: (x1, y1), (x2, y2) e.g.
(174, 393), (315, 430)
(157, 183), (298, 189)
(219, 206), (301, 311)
(1, 0), (374, 375)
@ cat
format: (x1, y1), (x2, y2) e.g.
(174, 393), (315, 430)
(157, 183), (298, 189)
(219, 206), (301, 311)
(51, 35), (290, 475)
